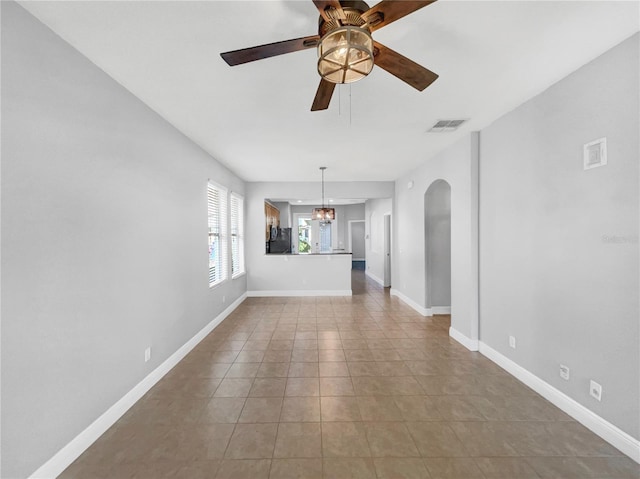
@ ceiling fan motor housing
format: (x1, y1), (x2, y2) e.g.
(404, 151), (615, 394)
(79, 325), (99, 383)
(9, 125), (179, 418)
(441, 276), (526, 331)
(317, 2), (371, 36)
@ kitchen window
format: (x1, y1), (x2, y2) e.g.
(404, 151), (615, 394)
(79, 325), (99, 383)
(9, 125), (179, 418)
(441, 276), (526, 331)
(230, 193), (245, 277)
(296, 215), (334, 254)
(297, 216), (312, 253)
(208, 182), (228, 287)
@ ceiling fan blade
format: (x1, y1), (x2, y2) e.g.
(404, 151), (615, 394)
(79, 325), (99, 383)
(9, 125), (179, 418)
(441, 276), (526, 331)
(221, 35), (320, 66)
(373, 41), (438, 91)
(312, 0), (346, 21)
(362, 1), (437, 32)
(311, 79), (336, 111)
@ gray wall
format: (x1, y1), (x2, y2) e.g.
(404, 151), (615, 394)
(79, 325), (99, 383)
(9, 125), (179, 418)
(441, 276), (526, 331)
(1, 3), (246, 477)
(337, 203), (366, 252)
(365, 198), (393, 285)
(425, 180), (451, 308)
(479, 33), (639, 438)
(393, 133), (479, 338)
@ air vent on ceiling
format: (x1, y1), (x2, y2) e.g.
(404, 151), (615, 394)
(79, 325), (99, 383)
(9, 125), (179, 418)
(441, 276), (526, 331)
(428, 119), (467, 132)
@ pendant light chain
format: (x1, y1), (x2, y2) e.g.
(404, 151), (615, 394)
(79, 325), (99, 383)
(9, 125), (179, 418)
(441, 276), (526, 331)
(312, 167), (335, 222)
(321, 167), (325, 208)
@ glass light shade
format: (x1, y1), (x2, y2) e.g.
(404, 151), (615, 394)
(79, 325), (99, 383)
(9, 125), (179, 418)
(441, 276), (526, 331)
(312, 207), (335, 221)
(317, 26), (374, 84)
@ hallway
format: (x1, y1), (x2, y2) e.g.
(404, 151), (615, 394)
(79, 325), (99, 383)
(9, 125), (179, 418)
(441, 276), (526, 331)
(60, 271), (638, 478)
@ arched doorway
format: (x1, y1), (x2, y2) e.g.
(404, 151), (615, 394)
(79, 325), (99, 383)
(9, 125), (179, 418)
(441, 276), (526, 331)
(424, 180), (451, 313)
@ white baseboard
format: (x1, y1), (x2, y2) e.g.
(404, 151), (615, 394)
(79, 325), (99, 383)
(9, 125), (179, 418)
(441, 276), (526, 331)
(479, 341), (640, 464)
(29, 293), (248, 479)
(365, 270), (385, 287)
(352, 257), (365, 261)
(247, 290), (352, 297)
(389, 289), (430, 316)
(432, 306), (451, 315)
(449, 327), (479, 351)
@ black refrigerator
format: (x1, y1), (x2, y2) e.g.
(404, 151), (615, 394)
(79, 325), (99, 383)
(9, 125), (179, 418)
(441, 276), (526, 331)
(267, 227), (292, 254)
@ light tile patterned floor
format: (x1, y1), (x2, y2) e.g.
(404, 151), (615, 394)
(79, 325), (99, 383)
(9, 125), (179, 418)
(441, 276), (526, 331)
(59, 271), (639, 478)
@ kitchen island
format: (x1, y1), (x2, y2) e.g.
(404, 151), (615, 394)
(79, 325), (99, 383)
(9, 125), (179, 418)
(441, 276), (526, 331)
(246, 253), (352, 296)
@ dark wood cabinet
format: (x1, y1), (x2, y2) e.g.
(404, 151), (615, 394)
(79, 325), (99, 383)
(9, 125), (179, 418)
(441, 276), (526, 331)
(264, 202), (280, 240)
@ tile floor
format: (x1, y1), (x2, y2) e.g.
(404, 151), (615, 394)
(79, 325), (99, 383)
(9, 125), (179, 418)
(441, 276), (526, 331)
(60, 271), (639, 478)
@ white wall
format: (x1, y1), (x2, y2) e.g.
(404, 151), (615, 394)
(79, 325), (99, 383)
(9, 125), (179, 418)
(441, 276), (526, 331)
(1, 4), (246, 477)
(479, 33), (639, 439)
(393, 134), (479, 340)
(365, 198), (393, 286)
(247, 182), (393, 294)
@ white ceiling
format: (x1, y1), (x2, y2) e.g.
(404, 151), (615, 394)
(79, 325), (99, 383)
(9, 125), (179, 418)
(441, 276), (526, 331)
(19, 1), (639, 182)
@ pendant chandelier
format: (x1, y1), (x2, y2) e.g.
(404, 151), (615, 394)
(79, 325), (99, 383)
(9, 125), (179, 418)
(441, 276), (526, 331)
(312, 167), (335, 221)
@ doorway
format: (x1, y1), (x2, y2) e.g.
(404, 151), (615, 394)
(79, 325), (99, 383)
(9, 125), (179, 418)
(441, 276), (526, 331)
(348, 220), (366, 270)
(424, 180), (451, 312)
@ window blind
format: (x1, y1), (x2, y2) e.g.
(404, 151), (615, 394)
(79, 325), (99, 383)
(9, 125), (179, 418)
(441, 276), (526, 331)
(208, 182), (228, 286)
(230, 193), (245, 277)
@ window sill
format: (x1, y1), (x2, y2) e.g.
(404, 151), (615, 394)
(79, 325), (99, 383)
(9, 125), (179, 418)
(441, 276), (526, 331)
(209, 278), (228, 289)
(232, 272), (246, 280)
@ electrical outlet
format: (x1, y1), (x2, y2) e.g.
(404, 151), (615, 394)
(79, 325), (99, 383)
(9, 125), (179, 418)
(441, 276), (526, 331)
(222, 295), (226, 303)
(144, 347), (151, 363)
(560, 364), (570, 381)
(509, 336), (516, 349)
(590, 380), (602, 401)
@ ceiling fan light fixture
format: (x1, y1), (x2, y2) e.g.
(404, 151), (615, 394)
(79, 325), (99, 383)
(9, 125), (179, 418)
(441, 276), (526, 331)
(317, 26), (374, 84)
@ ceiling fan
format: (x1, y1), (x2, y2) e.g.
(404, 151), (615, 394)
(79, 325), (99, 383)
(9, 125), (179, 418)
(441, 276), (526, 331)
(220, 0), (439, 111)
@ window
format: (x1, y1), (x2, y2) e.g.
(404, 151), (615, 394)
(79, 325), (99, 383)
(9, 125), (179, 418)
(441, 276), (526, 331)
(230, 193), (245, 277)
(296, 215), (334, 254)
(297, 216), (312, 253)
(208, 182), (228, 287)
